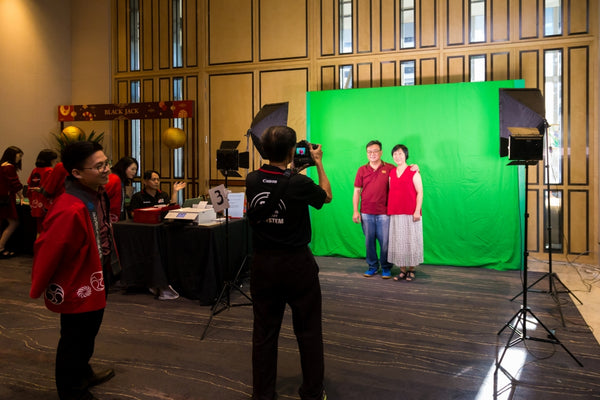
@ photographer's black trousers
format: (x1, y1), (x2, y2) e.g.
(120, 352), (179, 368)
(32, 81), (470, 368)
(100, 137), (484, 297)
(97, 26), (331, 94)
(250, 246), (325, 400)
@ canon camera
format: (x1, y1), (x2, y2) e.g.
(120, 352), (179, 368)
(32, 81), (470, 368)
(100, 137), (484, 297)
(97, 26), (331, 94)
(294, 140), (318, 167)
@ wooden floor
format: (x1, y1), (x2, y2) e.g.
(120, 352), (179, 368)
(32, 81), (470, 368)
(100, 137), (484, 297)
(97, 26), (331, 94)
(1, 255), (599, 400)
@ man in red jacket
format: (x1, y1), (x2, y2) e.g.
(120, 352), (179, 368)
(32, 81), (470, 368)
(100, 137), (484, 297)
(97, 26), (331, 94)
(31, 141), (115, 400)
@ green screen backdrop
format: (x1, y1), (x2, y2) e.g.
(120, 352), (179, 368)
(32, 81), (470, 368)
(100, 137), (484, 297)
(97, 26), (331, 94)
(306, 80), (525, 271)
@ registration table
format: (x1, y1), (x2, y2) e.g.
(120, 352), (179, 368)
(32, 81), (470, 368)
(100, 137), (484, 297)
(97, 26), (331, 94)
(112, 218), (249, 305)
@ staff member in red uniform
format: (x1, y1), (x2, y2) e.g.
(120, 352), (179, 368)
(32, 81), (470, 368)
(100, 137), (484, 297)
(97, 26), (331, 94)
(30, 141), (115, 400)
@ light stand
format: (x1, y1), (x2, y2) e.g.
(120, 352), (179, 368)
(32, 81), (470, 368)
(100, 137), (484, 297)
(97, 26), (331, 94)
(496, 160), (582, 380)
(509, 122), (582, 326)
(201, 148), (252, 340)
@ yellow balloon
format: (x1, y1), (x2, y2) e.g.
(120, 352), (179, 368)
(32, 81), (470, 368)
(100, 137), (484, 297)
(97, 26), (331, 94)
(162, 127), (186, 149)
(62, 126), (84, 141)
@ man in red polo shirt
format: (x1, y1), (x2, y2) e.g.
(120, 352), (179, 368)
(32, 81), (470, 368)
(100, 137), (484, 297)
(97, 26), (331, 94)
(353, 140), (395, 278)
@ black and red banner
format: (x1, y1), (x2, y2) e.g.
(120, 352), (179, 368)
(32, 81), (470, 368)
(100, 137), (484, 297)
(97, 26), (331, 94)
(58, 100), (194, 121)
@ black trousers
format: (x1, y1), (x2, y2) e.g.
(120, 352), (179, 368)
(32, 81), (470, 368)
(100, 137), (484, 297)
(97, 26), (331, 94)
(56, 308), (104, 400)
(250, 246), (324, 400)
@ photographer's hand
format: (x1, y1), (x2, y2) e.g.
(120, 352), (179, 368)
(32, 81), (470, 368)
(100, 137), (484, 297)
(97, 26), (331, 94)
(310, 145), (332, 203)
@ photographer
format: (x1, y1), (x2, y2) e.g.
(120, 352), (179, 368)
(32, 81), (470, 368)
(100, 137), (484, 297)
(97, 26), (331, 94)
(246, 126), (332, 400)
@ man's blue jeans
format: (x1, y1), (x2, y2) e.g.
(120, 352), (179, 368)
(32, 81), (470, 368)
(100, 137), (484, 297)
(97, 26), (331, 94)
(361, 213), (392, 272)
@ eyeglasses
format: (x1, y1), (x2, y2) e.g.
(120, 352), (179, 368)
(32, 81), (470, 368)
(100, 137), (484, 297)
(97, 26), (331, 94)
(81, 160), (111, 172)
(367, 150), (381, 155)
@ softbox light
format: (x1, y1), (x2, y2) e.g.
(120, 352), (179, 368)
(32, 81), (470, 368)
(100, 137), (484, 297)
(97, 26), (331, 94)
(499, 89), (545, 157)
(249, 102), (289, 159)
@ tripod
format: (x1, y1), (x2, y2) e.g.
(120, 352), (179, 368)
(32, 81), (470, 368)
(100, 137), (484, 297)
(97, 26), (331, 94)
(201, 172), (252, 340)
(510, 122), (582, 326)
(497, 162), (582, 379)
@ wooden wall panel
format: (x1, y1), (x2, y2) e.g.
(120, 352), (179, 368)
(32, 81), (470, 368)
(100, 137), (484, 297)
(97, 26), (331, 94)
(419, 0), (437, 48)
(116, 1), (128, 72)
(114, 81), (130, 159)
(491, 0), (509, 42)
(259, 0), (307, 60)
(446, 0), (465, 46)
(380, 60), (396, 87)
(419, 57), (437, 84)
(519, 50), (539, 88)
(568, 0), (589, 34)
(184, 75), (200, 193)
(357, 0), (372, 53)
(158, 78), (173, 179)
(519, 0), (539, 39)
(185, 0), (198, 67)
(567, 46), (589, 185)
(380, 0), (396, 51)
(491, 51), (510, 80)
(117, 81), (129, 103)
(357, 62), (373, 87)
(141, 1), (153, 70)
(259, 69), (309, 138)
(209, 73), (254, 180)
(140, 79), (159, 180)
(209, 0), (252, 64)
(321, 65), (336, 90)
(321, 0), (336, 56)
(447, 56), (465, 83)
(528, 189), (540, 252)
(568, 190), (589, 254)
(158, 0), (171, 69)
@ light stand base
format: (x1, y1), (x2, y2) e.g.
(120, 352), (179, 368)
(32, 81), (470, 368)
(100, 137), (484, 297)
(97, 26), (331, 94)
(497, 306), (583, 371)
(510, 271), (583, 327)
(201, 255), (252, 340)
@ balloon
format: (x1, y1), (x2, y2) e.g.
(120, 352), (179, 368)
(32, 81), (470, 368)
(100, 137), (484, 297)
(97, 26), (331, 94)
(62, 126), (84, 141)
(162, 127), (186, 149)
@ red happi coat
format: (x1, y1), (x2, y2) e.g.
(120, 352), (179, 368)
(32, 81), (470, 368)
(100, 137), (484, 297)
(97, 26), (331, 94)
(30, 191), (106, 314)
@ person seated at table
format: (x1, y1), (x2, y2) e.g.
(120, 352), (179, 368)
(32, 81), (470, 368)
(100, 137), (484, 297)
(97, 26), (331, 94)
(105, 156), (138, 222)
(129, 170), (186, 215)
(129, 169), (185, 300)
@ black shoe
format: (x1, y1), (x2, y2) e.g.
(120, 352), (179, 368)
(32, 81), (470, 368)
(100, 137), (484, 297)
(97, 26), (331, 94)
(86, 368), (115, 388)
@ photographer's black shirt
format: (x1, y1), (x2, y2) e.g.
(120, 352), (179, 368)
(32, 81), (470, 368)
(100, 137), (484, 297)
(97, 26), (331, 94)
(246, 164), (327, 250)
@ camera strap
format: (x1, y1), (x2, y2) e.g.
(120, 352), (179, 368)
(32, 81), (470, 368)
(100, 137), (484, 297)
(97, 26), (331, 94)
(247, 169), (291, 224)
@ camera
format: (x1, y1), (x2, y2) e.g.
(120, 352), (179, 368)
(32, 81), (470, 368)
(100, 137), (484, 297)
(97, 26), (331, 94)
(294, 140), (318, 167)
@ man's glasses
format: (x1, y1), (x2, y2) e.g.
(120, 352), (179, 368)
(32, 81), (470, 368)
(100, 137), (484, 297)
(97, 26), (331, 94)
(81, 160), (112, 172)
(367, 150), (381, 155)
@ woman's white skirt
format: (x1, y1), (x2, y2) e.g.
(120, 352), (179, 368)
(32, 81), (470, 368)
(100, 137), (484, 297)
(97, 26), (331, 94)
(388, 214), (423, 267)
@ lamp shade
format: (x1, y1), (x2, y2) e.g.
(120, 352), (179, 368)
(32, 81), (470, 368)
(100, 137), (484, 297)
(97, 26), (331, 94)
(162, 127), (186, 149)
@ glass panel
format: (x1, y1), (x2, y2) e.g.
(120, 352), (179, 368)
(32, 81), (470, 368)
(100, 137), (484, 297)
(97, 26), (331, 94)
(543, 49), (563, 185)
(130, 80), (141, 192)
(173, 78), (184, 181)
(469, 55), (486, 82)
(340, 65), (353, 89)
(172, 0), (183, 67)
(544, 190), (563, 252)
(544, 0), (562, 36)
(400, 0), (415, 49)
(130, 0), (140, 71)
(469, 0), (486, 43)
(339, 0), (353, 54)
(400, 60), (415, 85)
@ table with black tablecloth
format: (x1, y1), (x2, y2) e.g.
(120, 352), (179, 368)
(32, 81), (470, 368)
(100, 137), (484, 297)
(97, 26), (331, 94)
(112, 219), (249, 305)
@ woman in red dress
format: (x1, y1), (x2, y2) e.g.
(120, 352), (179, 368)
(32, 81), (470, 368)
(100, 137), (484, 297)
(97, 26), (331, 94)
(0, 146), (24, 258)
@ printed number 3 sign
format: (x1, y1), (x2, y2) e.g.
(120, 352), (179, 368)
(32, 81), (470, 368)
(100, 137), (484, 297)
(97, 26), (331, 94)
(209, 184), (229, 213)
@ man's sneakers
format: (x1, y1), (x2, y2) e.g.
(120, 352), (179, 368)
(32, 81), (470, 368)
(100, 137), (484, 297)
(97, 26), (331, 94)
(364, 268), (392, 279)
